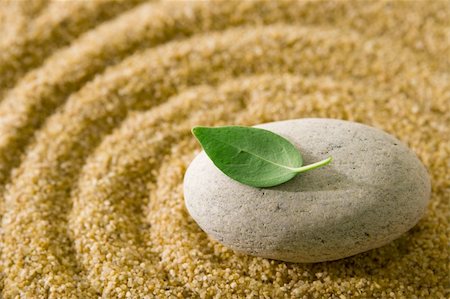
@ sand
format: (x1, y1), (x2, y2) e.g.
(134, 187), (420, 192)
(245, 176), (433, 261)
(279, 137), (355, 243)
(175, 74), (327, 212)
(0, 0), (448, 298)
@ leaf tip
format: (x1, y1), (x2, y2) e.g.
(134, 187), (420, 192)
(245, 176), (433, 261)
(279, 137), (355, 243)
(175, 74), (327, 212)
(191, 126), (210, 141)
(191, 126), (199, 136)
(191, 126), (205, 136)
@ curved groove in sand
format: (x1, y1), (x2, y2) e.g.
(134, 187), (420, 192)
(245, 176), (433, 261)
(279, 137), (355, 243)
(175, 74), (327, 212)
(0, 1), (364, 208)
(0, 0), (146, 98)
(0, 24), (359, 206)
(68, 76), (268, 296)
(0, 0), (49, 44)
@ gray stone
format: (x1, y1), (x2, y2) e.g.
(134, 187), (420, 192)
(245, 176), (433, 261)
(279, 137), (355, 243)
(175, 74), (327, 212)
(183, 118), (431, 263)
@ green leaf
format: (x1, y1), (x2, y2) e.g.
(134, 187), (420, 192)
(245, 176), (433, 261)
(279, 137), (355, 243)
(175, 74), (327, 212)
(192, 126), (332, 188)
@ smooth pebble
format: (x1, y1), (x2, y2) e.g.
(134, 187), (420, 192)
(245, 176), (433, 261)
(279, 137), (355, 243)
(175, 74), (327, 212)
(184, 118), (431, 263)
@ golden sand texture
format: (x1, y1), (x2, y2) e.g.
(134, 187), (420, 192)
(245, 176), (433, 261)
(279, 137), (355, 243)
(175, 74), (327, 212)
(0, 1), (448, 298)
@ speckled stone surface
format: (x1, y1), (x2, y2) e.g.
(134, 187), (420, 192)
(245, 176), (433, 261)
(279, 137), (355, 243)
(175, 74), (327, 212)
(184, 118), (431, 263)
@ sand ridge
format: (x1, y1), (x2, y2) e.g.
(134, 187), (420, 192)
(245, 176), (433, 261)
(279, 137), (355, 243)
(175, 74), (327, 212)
(0, 1), (448, 298)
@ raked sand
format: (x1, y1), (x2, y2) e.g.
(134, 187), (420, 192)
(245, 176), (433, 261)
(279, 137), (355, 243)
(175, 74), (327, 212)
(0, 1), (448, 298)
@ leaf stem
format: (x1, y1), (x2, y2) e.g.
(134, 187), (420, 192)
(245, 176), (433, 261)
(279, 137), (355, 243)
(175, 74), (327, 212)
(287, 156), (333, 173)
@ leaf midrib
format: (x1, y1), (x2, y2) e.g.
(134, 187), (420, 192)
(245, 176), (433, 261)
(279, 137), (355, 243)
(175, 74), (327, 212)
(208, 135), (298, 172)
